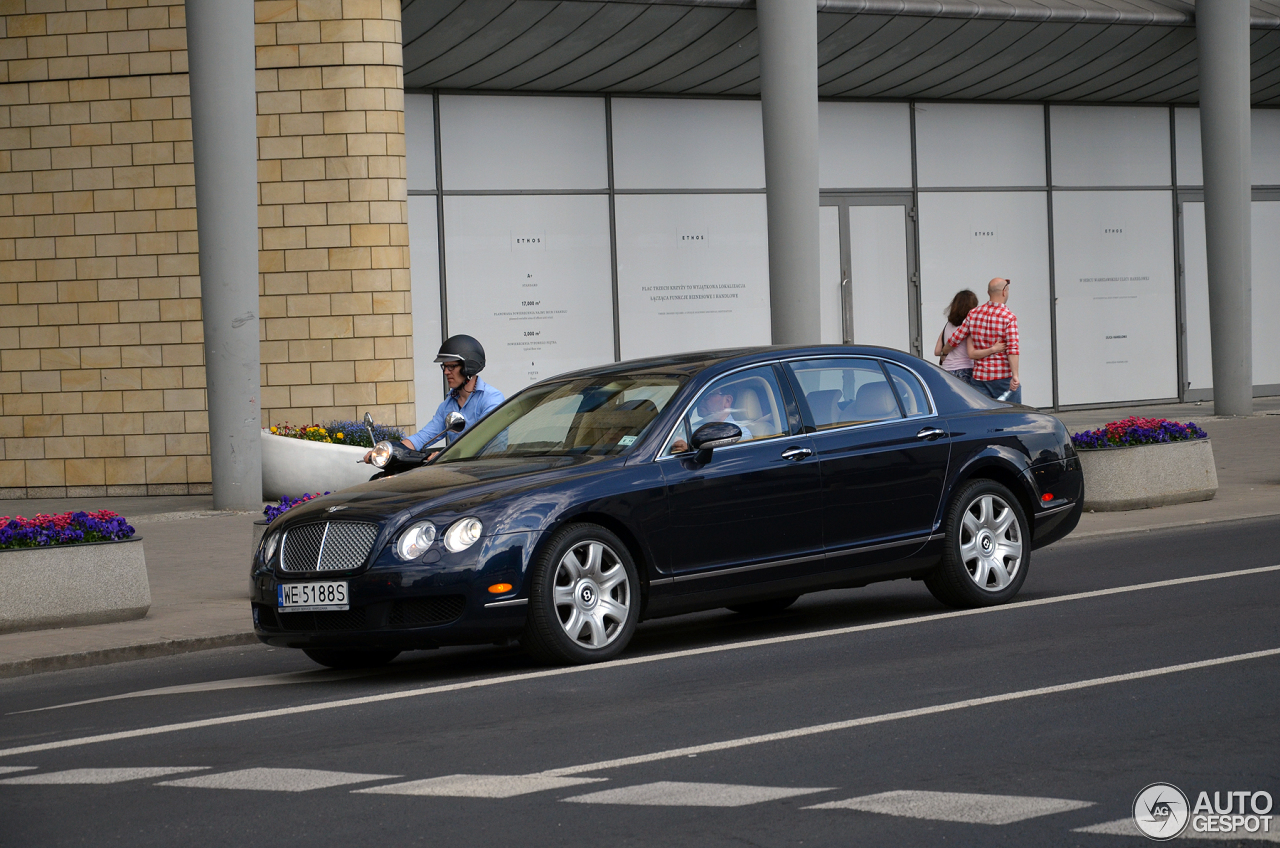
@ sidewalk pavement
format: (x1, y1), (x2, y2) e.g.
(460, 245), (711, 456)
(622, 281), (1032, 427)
(2, 398), (1278, 679)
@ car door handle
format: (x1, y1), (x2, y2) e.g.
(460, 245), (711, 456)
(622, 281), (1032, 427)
(781, 446), (813, 461)
(916, 427), (946, 441)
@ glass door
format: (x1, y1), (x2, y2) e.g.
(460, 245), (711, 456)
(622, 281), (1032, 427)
(819, 194), (919, 354)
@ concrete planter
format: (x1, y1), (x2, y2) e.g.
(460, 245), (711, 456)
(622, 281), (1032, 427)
(261, 430), (373, 501)
(0, 537), (150, 634)
(1079, 438), (1218, 512)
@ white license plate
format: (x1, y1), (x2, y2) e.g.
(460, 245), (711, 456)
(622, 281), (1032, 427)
(278, 582), (348, 611)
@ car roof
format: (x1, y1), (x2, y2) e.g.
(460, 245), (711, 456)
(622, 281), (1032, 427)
(549, 344), (917, 382)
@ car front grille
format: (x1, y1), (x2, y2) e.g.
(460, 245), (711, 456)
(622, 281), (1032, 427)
(389, 596), (466, 627)
(281, 521), (380, 572)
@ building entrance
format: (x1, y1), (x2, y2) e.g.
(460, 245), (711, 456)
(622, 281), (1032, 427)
(819, 194), (919, 355)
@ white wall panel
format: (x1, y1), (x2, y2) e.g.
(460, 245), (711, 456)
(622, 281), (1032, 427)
(1050, 105), (1171, 187)
(404, 93), (436, 191)
(1251, 110), (1280, 185)
(819, 101), (912, 189)
(918, 192), (1053, 408)
(1171, 108), (1280, 187)
(615, 194), (771, 359)
(408, 196), (443, 416)
(1053, 190), (1177, 404)
(1174, 107), (1203, 186)
(443, 195), (614, 397)
(819, 205), (843, 344)
(1184, 200), (1280, 391)
(611, 99), (764, 189)
(439, 95), (607, 191)
(915, 103), (1045, 188)
(848, 205), (910, 350)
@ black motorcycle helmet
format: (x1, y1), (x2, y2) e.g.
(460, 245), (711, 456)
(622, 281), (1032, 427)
(435, 334), (486, 379)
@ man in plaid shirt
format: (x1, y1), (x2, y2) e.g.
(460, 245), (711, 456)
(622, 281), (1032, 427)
(948, 278), (1021, 403)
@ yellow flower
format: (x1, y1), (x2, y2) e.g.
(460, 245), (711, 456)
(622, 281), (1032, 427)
(270, 426), (277, 433)
(336, 432), (343, 439)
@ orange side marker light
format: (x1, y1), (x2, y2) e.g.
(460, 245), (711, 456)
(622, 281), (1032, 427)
(488, 583), (513, 594)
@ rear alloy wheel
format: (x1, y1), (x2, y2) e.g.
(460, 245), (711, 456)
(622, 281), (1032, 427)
(523, 524), (639, 665)
(726, 595), (800, 615)
(302, 648), (400, 669)
(925, 479), (1029, 608)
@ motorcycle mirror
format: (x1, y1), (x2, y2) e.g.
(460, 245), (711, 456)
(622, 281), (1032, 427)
(362, 411), (376, 444)
(445, 411), (466, 433)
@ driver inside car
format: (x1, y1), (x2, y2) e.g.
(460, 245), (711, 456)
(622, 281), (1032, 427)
(669, 385), (753, 454)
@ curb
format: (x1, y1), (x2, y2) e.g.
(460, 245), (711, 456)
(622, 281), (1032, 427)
(0, 631), (257, 680)
(1056, 509), (1280, 542)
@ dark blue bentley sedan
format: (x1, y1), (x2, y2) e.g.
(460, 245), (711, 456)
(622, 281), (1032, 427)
(251, 346), (1083, 668)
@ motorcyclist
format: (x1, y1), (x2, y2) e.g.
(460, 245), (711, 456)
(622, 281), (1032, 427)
(364, 335), (505, 463)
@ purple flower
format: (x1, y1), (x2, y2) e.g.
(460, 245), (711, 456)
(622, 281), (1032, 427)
(263, 492), (332, 522)
(1070, 416), (1208, 451)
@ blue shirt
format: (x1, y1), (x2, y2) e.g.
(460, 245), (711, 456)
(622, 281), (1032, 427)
(408, 377), (505, 450)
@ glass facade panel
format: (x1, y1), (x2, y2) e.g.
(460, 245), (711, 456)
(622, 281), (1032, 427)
(1050, 105), (1171, 187)
(442, 195), (614, 398)
(1053, 190), (1177, 404)
(917, 192), (1053, 408)
(819, 101), (912, 189)
(404, 93), (435, 192)
(611, 98), (765, 190)
(438, 95), (607, 191)
(615, 193), (771, 360)
(408, 196), (442, 414)
(914, 103), (1046, 188)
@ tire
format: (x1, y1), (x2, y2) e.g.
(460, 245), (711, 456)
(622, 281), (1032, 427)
(522, 523), (640, 665)
(925, 479), (1029, 609)
(726, 595), (800, 615)
(302, 648), (400, 669)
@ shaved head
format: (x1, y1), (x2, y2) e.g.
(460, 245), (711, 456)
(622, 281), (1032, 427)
(988, 278), (1007, 296)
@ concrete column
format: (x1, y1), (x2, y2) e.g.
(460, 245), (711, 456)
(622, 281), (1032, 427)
(1198, 0), (1253, 415)
(186, 0), (263, 508)
(757, 0), (821, 344)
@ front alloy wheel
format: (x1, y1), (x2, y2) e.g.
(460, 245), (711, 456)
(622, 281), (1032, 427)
(523, 524), (639, 664)
(925, 479), (1029, 608)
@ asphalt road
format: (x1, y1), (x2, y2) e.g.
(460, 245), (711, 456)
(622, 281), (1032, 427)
(1, 517), (1278, 848)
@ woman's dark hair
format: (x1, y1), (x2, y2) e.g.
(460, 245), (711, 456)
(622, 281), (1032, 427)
(946, 289), (979, 327)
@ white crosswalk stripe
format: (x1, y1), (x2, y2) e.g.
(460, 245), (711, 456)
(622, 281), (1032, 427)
(806, 790), (1094, 824)
(0, 767), (207, 785)
(1076, 819), (1280, 842)
(0, 767), (35, 775)
(354, 773), (606, 799)
(157, 768), (397, 792)
(562, 781), (832, 807)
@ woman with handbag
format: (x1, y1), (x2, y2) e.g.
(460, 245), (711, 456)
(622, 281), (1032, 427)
(933, 289), (1003, 384)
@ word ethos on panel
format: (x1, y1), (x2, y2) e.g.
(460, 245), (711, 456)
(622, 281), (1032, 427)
(444, 196), (614, 396)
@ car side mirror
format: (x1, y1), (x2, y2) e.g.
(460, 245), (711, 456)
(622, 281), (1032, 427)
(690, 421), (742, 459)
(445, 411), (466, 433)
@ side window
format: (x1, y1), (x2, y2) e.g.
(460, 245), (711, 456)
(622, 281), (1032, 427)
(884, 362), (932, 418)
(787, 358), (903, 429)
(665, 365), (788, 454)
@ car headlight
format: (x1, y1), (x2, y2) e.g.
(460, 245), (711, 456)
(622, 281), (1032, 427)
(396, 520), (437, 560)
(443, 517), (483, 553)
(370, 441), (394, 468)
(262, 531), (280, 564)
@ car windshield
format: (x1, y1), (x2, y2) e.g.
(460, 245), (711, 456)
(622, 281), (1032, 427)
(435, 374), (687, 461)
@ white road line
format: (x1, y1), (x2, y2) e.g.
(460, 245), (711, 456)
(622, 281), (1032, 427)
(353, 774), (606, 798)
(806, 790), (1093, 824)
(0, 767), (35, 775)
(157, 768), (397, 792)
(0, 767), (208, 785)
(0, 563), (1276, 760)
(561, 781), (831, 807)
(536, 647), (1280, 777)
(1076, 819), (1280, 842)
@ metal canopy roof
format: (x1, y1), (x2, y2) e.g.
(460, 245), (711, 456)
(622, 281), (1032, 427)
(400, 0), (1280, 104)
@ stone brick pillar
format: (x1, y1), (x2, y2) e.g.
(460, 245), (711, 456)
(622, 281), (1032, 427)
(254, 0), (413, 432)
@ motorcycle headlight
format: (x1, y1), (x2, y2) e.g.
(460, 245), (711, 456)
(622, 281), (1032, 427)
(261, 531), (280, 564)
(396, 521), (436, 560)
(370, 440), (394, 468)
(443, 517), (483, 553)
